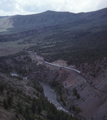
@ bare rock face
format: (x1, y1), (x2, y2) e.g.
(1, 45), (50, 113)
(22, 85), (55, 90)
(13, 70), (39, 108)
(61, 68), (107, 120)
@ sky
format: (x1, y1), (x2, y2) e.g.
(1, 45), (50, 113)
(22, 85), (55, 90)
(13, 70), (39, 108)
(0, 0), (107, 16)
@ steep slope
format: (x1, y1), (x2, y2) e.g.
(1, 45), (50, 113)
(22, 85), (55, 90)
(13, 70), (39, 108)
(29, 52), (107, 120)
(62, 68), (107, 120)
(0, 52), (77, 120)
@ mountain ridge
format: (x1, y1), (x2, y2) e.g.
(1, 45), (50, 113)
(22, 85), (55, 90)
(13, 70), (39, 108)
(0, 7), (107, 34)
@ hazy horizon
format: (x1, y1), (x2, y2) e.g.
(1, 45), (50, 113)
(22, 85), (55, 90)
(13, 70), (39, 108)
(0, 0), (107, 16)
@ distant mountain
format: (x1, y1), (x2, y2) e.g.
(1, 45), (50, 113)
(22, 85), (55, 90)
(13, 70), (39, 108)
(0, 11), (78, 33)
(0, 16), (8, 19)
(0, 8), (107, 34)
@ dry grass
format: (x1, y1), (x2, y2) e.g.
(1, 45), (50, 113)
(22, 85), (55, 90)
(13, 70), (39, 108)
(0, 39), (37, 56)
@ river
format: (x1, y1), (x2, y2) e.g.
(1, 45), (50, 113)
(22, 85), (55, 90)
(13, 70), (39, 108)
(10, 73), (27, 80)
(10, 73), (69, 113)
(40, 82), (69, 113)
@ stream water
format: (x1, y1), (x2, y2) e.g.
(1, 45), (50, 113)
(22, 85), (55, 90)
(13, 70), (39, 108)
(11, 73), (19, 77)
(10, 73), (69, 113)
(40, 82), (69, 113)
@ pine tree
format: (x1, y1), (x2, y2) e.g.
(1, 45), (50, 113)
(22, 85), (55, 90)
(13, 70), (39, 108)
(7, 95), (13, 107)
(38, 106), (41, 114)
(31, 102), (36, 114)
(3, 98), (8, 109)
